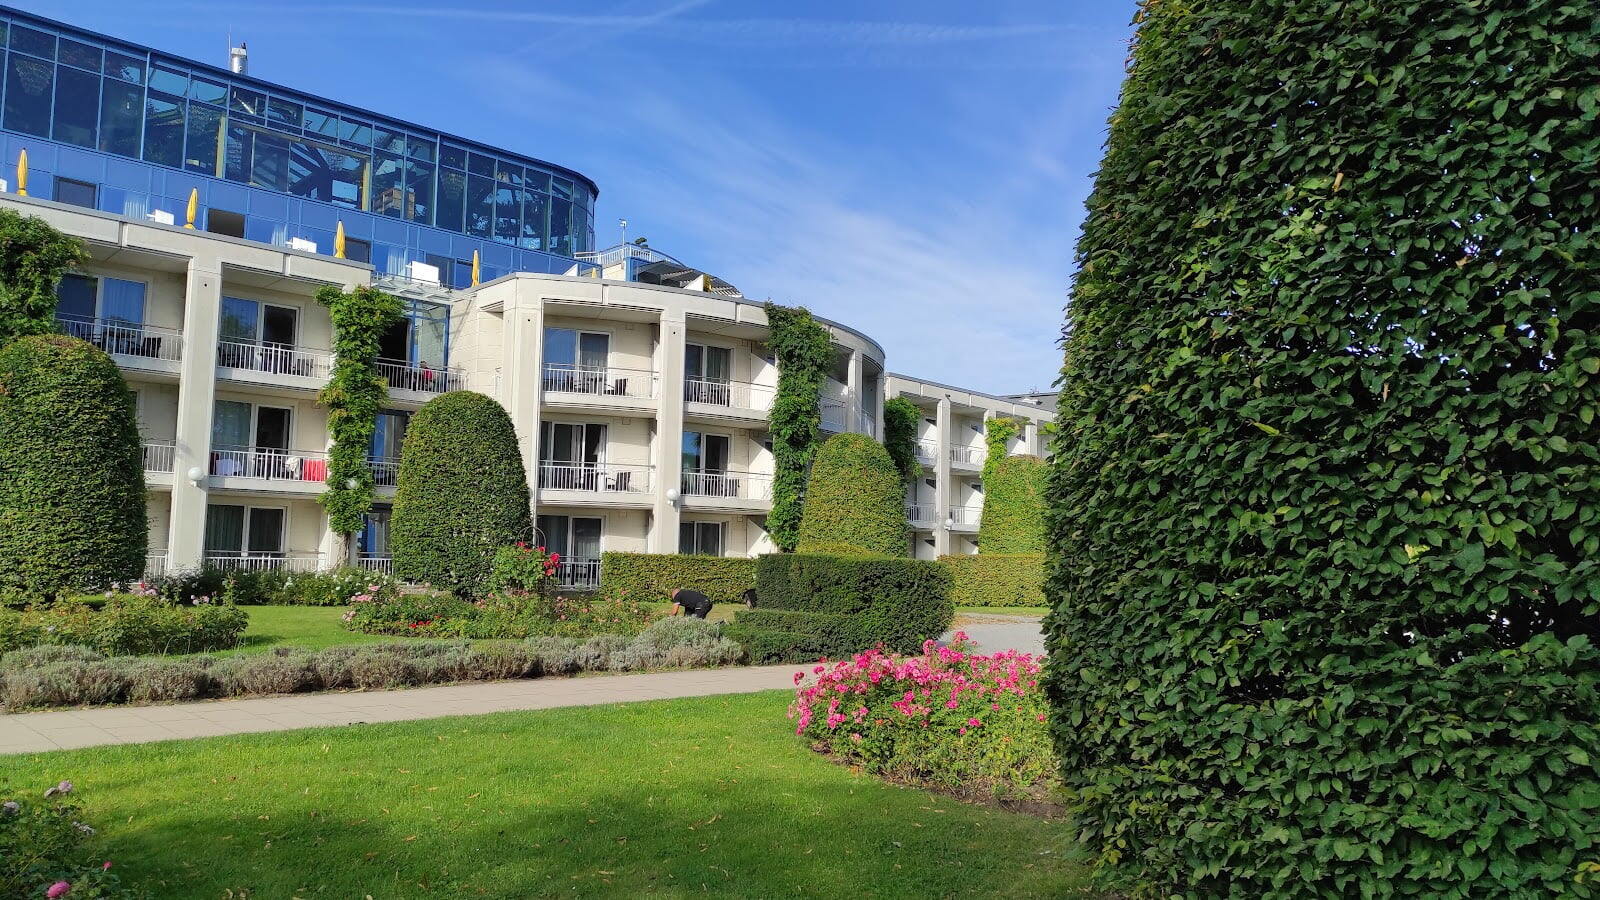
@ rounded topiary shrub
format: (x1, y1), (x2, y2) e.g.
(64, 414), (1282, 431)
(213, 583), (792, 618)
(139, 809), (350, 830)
(390, 391), (531, 596)
(0, 335), (146, 595)
(977, 454), (1045, 554)
(796, 432), (906, 557)
(1047, 3), (1600, 898)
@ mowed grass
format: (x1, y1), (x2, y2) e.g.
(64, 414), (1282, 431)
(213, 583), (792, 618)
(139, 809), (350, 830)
(223, 605), (395, 655)
(3, 692), (1088, 898)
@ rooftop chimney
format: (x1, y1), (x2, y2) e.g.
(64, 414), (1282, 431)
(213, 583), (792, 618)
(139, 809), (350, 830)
(228, 41), (248, 75)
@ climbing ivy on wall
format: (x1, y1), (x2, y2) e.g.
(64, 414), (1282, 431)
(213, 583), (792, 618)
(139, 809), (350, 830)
(981, 416), (1022, 482)
(0, 208), (86, 347)
(316, 284), (404, 547)
(763, 301), (834, 552)
(881, 396), (922, 486)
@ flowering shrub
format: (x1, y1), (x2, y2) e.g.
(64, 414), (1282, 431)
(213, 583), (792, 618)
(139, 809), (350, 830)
(789, 635), (1055, 797)
(344, 587), (652, 640)
(0, 779), (144, 898)
(0, 596), (247, 656)
(488, 543), (558, 594)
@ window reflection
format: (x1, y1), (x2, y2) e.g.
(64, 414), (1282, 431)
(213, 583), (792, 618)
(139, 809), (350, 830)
(52, 62), (98, 147)
(4, 54), (52, 137)
(99, 78), (142, 157)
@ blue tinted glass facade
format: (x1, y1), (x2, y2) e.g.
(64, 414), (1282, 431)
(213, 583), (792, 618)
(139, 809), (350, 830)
(0, 7), (598, 285)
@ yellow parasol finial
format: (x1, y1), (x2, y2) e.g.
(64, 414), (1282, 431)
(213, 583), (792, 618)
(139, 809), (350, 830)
(16, 148), (27, 196)
(184, 188), (198, 229)
(471, 249), (481, 286)
(334, 221), (346, 259)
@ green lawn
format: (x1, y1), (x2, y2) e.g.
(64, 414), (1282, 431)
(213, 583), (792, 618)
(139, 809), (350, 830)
(3, 692), (1089, 898)
(224, 605), (394, 655)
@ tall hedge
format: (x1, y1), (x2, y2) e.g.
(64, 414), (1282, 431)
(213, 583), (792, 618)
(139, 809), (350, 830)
(0, 335), (146, 595)
(391, 391), (531, 597)
(941, 554), (1045, 609)
(882, 395), (922, 485)
(0, 208), (86, 346)
(796, 433), (906, 557)
(763, 302), (833, 551)
(978, 454), (1045, 553)
(599, 552), (755, 605)
(1047, 3), (1600, 898)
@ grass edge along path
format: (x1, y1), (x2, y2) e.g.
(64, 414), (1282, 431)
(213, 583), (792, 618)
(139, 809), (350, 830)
(3, 691), (1092, 898)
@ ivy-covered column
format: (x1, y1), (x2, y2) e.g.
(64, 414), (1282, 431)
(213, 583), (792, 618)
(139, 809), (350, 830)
(316, 284), (403, 568)
(763, 302), (833, 552)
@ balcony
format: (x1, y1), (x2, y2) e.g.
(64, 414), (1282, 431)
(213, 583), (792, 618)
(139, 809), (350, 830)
(950, 445), (984, 470)
(59, 316), (183, 375)
(144, 552), (169, 579)
(949, 505), (982, 530)
(683, 378), (774, 425)
(142, 440), (176, 474)
(538, 462), (654, 506)
(914, 439), (939, 464)
(203, 552), (323, 573)
(217, 339), (332, 392)
(378, 358), (466, 399)
(370, 456), (400, 488)
(556, 558), (601, 591)
(681, 469), (773, 512)
(210, 447), (329, 491)
(906, 503), (936, 527)
(357, 555), (394, 576)
(542, 364), (657, 413)
(820, 397), (849, 433)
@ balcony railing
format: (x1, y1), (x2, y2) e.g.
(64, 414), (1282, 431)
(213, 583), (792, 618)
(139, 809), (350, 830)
(950, 445), (984, 466)
(914, 440), (939, 464)
(203, 552), (323, 573)
(857, 409), (879, 438)
(211, 447), (329, 483)
(370, 456), (401, 487)
(142, 440), (176, 473)
(906, 503), (936, 525)
(217, 339), (332, 379)
(821, 398), (848, 433)
(683, 378), (775, 411)
(681, 469), (773, 502)
(542, 364), (656, 400)
(950, 505), (983, 526)
(58, 316), (183, 363)
(144, 552), (169, 579)
(556, 558), (601, 590)
(378, 358), (465, 394)
(357, 555), (394, 575)
(538, 462), (653, 494)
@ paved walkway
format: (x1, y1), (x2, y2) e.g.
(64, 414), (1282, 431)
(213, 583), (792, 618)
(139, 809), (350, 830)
(0, 665), (800, 756)
(946, 615), (1047, 657)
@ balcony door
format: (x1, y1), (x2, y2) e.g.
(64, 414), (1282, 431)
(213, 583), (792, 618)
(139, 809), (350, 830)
(544, 327), (610, 393)
(361, 506), (391, 557)
(204, 504), (285, 558)
(539, 421), (606, 490)
(679, 521), (724, 556)
(371, 411), (408, 485)
(685, 343), (732, 405)
(682, 431), (734, 497)
(220, 297), (298, 370)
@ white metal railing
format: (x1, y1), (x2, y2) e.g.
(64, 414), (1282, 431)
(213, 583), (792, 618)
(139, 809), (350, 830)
(58, 316), (184, 363)
(914, 439), (939, 464)
(950, 505), (983, 527)
(906, 503), (935, 525)
(357, 556), (394, 575)
(556, 558), (601, 590)
(680, 469), (773, 501)
(216, 339), (332, 379)
(142, 440), (176, 473)
(538, 462), (653, 494)
(370, 456), (401, 487)
(542, 364), (657, 400)
(210, 447), (329, 483)
(950, 445), (984, 466)
(203, 552), (323, 572)
(821, 398), (848, 433)
(377, 358), (465, 394)
(144, 552), (169, 578)
(857, 408), (878, 438)
(683, 378), (775, 411)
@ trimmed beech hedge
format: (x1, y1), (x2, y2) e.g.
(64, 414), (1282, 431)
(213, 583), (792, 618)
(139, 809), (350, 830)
(391, 391), (531, 597)
(977, 454), (1046, 554)
(940, 554), (1044, 608)
(728, 552), (952, 662)
(598, 552), (755, 604)
(796, 433), (907, 556)
(0, 335), (146, 596)
(1047, 2), (1600, 897)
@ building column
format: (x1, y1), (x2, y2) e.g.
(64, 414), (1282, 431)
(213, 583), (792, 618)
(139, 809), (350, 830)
(167, 256), (222, 571)
(846, 348), (864, 434)
(933, 394), (953, 556)
(502, 286), (546, 512)
(650, 311), (687, 553)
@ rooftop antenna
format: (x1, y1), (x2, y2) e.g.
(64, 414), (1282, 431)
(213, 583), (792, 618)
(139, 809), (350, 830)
(618, 217), (628, 247)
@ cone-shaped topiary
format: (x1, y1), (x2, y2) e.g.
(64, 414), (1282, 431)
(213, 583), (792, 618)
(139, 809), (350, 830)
(1046, 2), (1600, 896)
(0, 334), (146, 596)
(978, 454), (1045, 554)
(390, 391), (531, 596)
(796, 432), (906, 557)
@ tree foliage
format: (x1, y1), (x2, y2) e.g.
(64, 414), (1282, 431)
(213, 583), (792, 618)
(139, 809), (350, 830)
(0, 208), (86, 347)
(0, 335), (145, 596)
(316, 285), (404, 542)
(882, 395), (923, 486)
(978, 454), (1045, 553)
(390, 392), (531, 597)
(763, 302), (834, 551)
(1045, 3), (1600, 897)
(797, 433), (907, 557)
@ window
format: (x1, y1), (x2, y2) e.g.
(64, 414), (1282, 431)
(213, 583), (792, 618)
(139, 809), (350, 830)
(52, 63), (100, 148)
(184, 103), (225, 174)
(98, 77), (142, 158)
(53, 177), (97, 210)
(142, 91), (185, 168)
(542, 327), (609, 392)
(53, 274), (145, 324)
(344, 237), (372, 264)
(537, 515), (602, 561)
(360, 506), (391, 557)
(370, 411), (408, 486)
(4, 54), (54, 137)
(205, 208), (245, 238)
(679, 521), (724, 556)
(549, 197), (573, 256)
(465, 173), (494, 238)
(682, 431), (730, 473)
(218, 297), (300, 371)
(519, 189), (547, 250)
(539, 421), (607, 489)
(212, 400), (290, 451)
(404, 157), (434, 225)
(379, 301), (448, 368)
(685, 343), (732, 404)
(204, 504), (285, 556)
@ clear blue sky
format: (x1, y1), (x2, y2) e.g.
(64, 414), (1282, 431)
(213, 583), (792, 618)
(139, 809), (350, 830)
(25, 1), (1138, 395)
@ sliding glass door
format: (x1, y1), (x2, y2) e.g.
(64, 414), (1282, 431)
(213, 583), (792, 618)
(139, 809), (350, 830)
(684, 343), (732, 405)
(539, 421), (606, 489)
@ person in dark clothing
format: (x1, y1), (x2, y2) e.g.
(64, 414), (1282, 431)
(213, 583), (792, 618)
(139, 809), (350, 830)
(668, 588), (713, 619)
(741, 588), (758, 608)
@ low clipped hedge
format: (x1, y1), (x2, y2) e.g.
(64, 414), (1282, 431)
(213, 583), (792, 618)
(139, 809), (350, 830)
(941, 554), (1046, 608)
(728, 553), (952, 662)
(599, 552), (755, 605)
(0, 596), (247, 656)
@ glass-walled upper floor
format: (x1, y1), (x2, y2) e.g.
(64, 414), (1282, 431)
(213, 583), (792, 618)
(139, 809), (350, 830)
(0, 7), (598, 268)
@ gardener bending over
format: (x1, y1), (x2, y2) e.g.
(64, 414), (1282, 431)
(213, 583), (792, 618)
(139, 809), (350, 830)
(668, 588), (713, 620)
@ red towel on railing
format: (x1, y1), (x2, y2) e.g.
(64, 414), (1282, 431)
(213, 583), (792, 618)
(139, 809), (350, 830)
(303, 459), (328, 482)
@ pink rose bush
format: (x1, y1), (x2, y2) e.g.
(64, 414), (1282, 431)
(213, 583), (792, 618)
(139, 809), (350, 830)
(789, 635), (1057, 796)
(0, 780), (141, 898)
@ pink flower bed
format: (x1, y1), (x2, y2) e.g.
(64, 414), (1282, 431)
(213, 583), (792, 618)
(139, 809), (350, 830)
(788, 635), (1057, 796)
